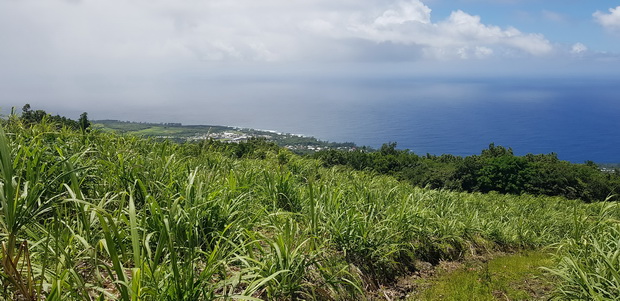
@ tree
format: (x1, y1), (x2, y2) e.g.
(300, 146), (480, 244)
(79, 112), (91, 133)
(477, 155), (531, 194)
(379, 142), (399, 156)
(481, 143), (513, 158)
(21, 104), (47, 124)
(21, 104), (30, 114)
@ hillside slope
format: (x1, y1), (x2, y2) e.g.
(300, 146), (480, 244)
(0, 119), (618, 300)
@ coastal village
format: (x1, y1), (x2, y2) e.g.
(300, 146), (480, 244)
(187, 130), (356, 153)
(94, 120), (357, 153)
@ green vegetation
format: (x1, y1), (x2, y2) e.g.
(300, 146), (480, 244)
(20, 104), (90, 132)
(414, 251), (555, 300)
(0, 108), (618, 300)
(546, 203), (620, 300)
(314, 142), (620, 202)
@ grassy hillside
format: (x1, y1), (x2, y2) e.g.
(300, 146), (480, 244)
(0, 118), (618, 300)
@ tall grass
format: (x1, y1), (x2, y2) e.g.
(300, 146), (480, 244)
(547, 202), (620, 300)
(0, 119), (617, 300)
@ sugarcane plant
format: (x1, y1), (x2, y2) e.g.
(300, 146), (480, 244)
(0, 121), (73, 300)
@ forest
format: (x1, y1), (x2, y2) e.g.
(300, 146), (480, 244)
(313, 142), (620, 203)
(0, 107), (618, 300)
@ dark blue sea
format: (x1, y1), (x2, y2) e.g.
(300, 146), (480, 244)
(225, 77), (620, 163)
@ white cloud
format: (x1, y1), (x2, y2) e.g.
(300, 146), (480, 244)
(438, 11), (551, 56)
(0, 0), (554, 66)
(314, 2), (552, 59)
(475, 46), (494, 58)
(594, 6), (620, 32)
(571, 43), (588, 55)
(373, 0), (432, 26)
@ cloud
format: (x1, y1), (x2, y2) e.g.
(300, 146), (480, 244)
(542, 10), (568, 23)
(594, 6), (620, 32)
(0, 0), (555, 66)
(571, 43), (588, 55)
(305, 1), (552, 60)
(373, 0), (432, 26)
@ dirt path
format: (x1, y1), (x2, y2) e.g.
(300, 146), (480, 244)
(370, 250), (556, 300)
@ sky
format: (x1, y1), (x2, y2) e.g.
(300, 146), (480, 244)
(1, 0), (620, 124)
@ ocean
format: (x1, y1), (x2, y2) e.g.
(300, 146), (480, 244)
(222, 77), (620, 163)
(90, 76), (620, 163)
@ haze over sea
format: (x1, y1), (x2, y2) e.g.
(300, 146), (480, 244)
(77, 76), (618, 164)
(5, 72), (619, 163)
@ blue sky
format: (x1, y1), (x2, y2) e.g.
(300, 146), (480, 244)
(0, 0), (619, 122)
(428, 0), (619, 52)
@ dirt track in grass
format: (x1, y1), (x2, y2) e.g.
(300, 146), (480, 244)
(369, 250), (556, 300)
